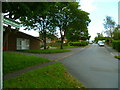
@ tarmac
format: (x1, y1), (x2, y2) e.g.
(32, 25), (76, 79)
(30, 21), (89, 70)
(4, 44), (119, 81)
(4, 46), (89, 80)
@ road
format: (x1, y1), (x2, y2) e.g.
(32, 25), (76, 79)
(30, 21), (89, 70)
(59, 44), (119, 88)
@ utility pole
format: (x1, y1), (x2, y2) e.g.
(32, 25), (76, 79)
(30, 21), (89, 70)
(0, 1), (3, 90)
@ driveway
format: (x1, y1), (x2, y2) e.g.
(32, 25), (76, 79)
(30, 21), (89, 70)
(59, 44), (119, 88)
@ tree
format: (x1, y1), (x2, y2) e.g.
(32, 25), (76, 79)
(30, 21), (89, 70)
(2, 2), (33, 49)
(53, 2), (90, 49)
(3, 2), (56, 50)
(103, 16), (116, 41)
(26, 3), (56, 49)
(113, 25), (120, 40)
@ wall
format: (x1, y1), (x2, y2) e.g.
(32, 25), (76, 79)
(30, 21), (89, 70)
(4, 30), (40, 51)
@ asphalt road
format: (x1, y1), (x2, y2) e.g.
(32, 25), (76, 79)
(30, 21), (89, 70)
(59, 44), (119, 88)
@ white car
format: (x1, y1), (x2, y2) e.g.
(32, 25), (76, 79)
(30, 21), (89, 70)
(98, 41), (104, 46)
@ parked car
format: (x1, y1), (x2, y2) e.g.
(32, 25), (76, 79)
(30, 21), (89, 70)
(98, 41), (104, 46)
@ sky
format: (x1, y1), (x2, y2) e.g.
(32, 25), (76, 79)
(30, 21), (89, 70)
(20, 0), (119, 40)
(79, 0), (119, 40)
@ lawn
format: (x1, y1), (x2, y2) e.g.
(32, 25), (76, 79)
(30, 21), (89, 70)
(114, 56), (120, 60)
(63, 46), (81, 49)
(17, 49), (71, 54)
(56, 46), (81, 49)
(4, 63), (85, 88)
(4, 52), (50, 75)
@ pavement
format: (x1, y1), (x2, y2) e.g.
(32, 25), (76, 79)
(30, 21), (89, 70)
(105, 44), (120, 56)
(12, 46), (89, 61)
(59, 44), (119, 88)
(4, 44), (119, 88)
(4, 45), (89, 80)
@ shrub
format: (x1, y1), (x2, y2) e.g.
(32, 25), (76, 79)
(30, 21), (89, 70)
(68, 41), (89, 46)
(56, 40), (62, 43)
(40, 45), (44, 48)
(112, 40), (120, 52)
(47, 43), (67, 47)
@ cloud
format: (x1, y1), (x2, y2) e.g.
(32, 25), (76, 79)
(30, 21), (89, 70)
(79, 0), (119, 13)
(79, 0), (96, 13)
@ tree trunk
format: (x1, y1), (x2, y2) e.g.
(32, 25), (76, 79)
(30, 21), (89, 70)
(43, 30), (46, 49)
(60, 28), (64, 49)
(60, 36), (64, 49)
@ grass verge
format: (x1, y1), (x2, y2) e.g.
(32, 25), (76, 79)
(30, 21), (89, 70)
(63, 46), (81, 49)
(17, 49), (71, 54)
(57, 46), (82, 49)
(114, 56), (120, 60)
(4, 52), (50, 75)
(4, 63), (86, 88)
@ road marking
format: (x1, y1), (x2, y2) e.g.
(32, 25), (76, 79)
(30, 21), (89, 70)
(110, 53), (115, 56)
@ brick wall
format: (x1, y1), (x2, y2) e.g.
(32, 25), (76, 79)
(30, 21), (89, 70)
(4, 30), (40, 51)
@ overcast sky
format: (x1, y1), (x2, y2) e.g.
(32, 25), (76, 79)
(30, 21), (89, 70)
(20, 0), (119, 40)
(79, 0), (119, 40)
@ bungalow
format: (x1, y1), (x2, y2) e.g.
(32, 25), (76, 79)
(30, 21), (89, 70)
(3, 28), (40, 51)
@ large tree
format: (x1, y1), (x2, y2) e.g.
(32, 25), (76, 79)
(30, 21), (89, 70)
(103, 16), (116, 40)
(3, 2), (56, 49)
(24, 3), (56, 49)
(53, 2), (90, 49)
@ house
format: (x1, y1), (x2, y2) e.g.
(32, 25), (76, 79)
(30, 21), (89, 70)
(3, 28), (40, 51)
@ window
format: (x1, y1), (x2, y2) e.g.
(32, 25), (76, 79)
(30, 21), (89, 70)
(17, 38), (29, 50)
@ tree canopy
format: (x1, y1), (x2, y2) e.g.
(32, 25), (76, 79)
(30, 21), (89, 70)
(3, 2), (91, 49)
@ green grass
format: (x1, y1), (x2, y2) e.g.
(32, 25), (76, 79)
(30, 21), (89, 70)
(17, 49), (71, 54)
(4, 63), (85, 88)
(114, 56), (120, 60)
(57, 46), (81, 49)
(4, 52), (50, 75)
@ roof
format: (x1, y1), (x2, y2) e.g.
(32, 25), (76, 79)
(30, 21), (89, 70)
(3, 26), (40, 41)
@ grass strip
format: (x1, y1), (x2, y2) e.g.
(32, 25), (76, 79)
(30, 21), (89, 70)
(114, 56), (120, 60)
(4, 52), (50, 75)
(17, 49), (71, 54)
(4, 63), (86, 88)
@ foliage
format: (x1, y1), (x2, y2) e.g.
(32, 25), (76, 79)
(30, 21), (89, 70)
(94, 37), (110, 43)
(68, 41), (89, 46)
(47, 43), (67, 47)
(114, 56), (120, 60)
(56, 40), (62, 43)
(4, 63), (86, 88)
(3, 52), (50, 74)
(3, 2), (91, 50)
(112, 40), (120, 52)
(66, 28), (91, 42)
(113, 25), (120, 40)
(103, 16), (116, 38)
(63, 46), (80, 49)
(53, 2), (90, 49)
(17, 49), (71, 54)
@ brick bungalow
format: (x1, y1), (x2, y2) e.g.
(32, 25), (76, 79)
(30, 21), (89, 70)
(3, 28), (40, 51)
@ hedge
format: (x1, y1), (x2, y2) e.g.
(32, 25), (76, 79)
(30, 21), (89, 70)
(47, 43), (67, 47)
(112, 40), (120, 52)
(68, 41), (89, 46)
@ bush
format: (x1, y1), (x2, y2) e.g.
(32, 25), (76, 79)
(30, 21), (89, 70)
(56, 40), (62, 43)
(68, 41), (89, 46)
(112, 40), (120, 52)
(40, 45), (44, 48)
(47, 43), (67, 47)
